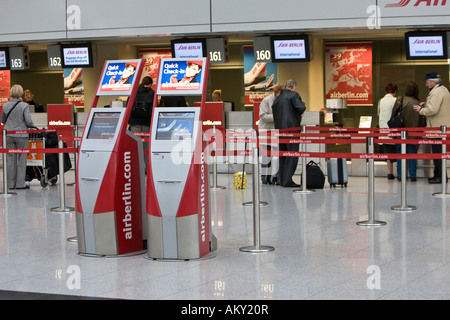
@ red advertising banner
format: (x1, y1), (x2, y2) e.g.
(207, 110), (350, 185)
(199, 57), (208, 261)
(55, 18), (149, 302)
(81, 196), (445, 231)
(139, 49), (172, 92)
(0, 70), (10, 107)
(325, 43), (373, 106)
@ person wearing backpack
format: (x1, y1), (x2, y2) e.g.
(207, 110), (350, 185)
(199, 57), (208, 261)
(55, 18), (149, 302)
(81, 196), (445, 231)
(128, 76), (154, 173)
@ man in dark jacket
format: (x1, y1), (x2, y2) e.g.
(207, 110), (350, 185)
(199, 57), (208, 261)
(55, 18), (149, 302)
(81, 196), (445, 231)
(272, 79), (306, 187)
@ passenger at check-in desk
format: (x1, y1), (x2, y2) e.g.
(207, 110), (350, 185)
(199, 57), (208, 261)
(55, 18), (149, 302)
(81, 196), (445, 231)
(391, 81), (420, 182)
(1, 84), (35, 189)
(413, 72), (450, 184)
(128, 76), (155, 173)
(377, 82), (397, 180)
(159, 95), (188, 107)
(23, 89), (44, 112)
(272, 79), (306, 188)
(259, 84), (283, 185)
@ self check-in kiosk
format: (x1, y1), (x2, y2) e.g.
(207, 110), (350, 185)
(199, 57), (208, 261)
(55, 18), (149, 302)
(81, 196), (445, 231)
(146, 58), (216, 260)
(75, 59), (146, 256)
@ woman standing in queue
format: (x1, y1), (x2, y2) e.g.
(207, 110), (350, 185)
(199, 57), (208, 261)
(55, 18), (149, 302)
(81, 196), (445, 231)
(391, 81), (420, 181)
(1, 84), (35, 189)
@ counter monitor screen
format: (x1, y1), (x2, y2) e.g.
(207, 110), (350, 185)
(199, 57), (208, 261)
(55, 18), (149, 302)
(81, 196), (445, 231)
(0, 47), (10, 70)
(61, 43), (93, 68)
(405, 31), (448, 60)
(155, 112), (195, 140)
(87, 112), (121, 139)
(171, 39), (206, 59)
(271, 35), (310, 62)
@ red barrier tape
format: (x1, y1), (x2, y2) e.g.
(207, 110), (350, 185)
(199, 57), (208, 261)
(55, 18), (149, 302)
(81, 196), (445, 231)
(0, 148), (77, 154)
(261, 150), (450, 160)
(306, 126), (441, 132)
(5, 129), (57, 135)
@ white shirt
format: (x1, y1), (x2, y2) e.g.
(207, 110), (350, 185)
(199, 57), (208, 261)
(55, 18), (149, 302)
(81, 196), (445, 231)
(378, 93), (397, 128)
(259, 93), (275, 130)
(378, 93), (397, 144)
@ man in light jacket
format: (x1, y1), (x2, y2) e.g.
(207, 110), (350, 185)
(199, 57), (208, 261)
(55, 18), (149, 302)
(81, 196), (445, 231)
(413, 72), (450, 183)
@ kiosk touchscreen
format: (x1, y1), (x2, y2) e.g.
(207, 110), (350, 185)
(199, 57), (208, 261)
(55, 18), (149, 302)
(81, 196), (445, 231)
(147, 107), (216, 260)
(76, 108), (146, 256)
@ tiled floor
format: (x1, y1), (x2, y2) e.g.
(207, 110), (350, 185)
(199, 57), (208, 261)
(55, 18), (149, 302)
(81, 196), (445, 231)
(1, 168), (450, 300)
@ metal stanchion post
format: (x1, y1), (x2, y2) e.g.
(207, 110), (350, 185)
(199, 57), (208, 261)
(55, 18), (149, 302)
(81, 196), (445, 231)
(357, 137), (386, 227)
(0, 129), (16, 197)
(51, 135), (74, 213)
(392, 130), (416, 211)
(243, 130), (268, 207)
(67, 125), (77, 187)
(294, 125), (314, 194)
(240, 145), (274, 254)
(211, 125), (225, 190)
(433, 125), (450, 197)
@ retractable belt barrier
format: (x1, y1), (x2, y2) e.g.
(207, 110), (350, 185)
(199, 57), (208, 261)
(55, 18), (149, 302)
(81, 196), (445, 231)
(4, 126), (447, 231)
(0, 129), (78, 212)
(205, 125), (450, 230)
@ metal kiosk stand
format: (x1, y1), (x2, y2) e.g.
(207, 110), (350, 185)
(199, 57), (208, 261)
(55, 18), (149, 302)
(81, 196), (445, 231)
(146, 58), (217, 260)
(75, 59), (147, 257)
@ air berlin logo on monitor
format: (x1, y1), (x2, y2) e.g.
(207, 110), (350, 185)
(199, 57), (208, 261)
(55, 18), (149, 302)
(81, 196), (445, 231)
(385, 0), (447, 7)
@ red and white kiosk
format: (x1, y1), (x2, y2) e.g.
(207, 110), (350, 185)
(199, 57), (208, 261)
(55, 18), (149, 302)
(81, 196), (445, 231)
(146, 58), (216, 260)
(75, 59), (146, 256)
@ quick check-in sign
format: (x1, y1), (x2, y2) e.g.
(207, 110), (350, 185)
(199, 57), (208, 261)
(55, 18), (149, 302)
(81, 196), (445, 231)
(96, 59), (142, 96)
(157, 58), (206, 96)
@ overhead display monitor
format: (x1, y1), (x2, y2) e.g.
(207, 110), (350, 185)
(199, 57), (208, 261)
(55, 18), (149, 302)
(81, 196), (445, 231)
(171, 38), (207, 59)
(206, 38), (229, 64)
(47, 45), (62, 69)
(96, 59), (142, 96)
(0, 47), (10, 70)
(156, 58), (207, 96)
(61, 43), (93, 68)
(87, 111), (121, 140)
(155, 111), (195, 140)
(271, 35), (311, 62)
(405, 31), (448, 60)
(9, 46), (30, 70)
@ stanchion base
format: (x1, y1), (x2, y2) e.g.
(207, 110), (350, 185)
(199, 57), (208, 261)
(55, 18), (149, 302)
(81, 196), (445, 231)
(145, 251), (217, 261)
(210, 186), (226, 190)
(391, 205), (417, 211)
(293, 189), (315, 194)
(356, 220), (387, 227)
(67, 236), (77, 242)
(242, 201), (268, 207)
(432, 192), (450, 198)
(0, 192), (16, 197)
(78, 250), (147, 258)
(239, 245), (275, 253)
(51, 206), (74, 213)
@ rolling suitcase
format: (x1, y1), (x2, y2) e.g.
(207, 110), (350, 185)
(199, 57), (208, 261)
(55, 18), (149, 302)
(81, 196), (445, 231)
(327, 158), (348, 188)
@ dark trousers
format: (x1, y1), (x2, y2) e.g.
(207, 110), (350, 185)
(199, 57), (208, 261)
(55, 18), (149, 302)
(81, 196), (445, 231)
(261, 144), (279, 184)
(432, 144), (442, 178)
(278, 141), (299, 186)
